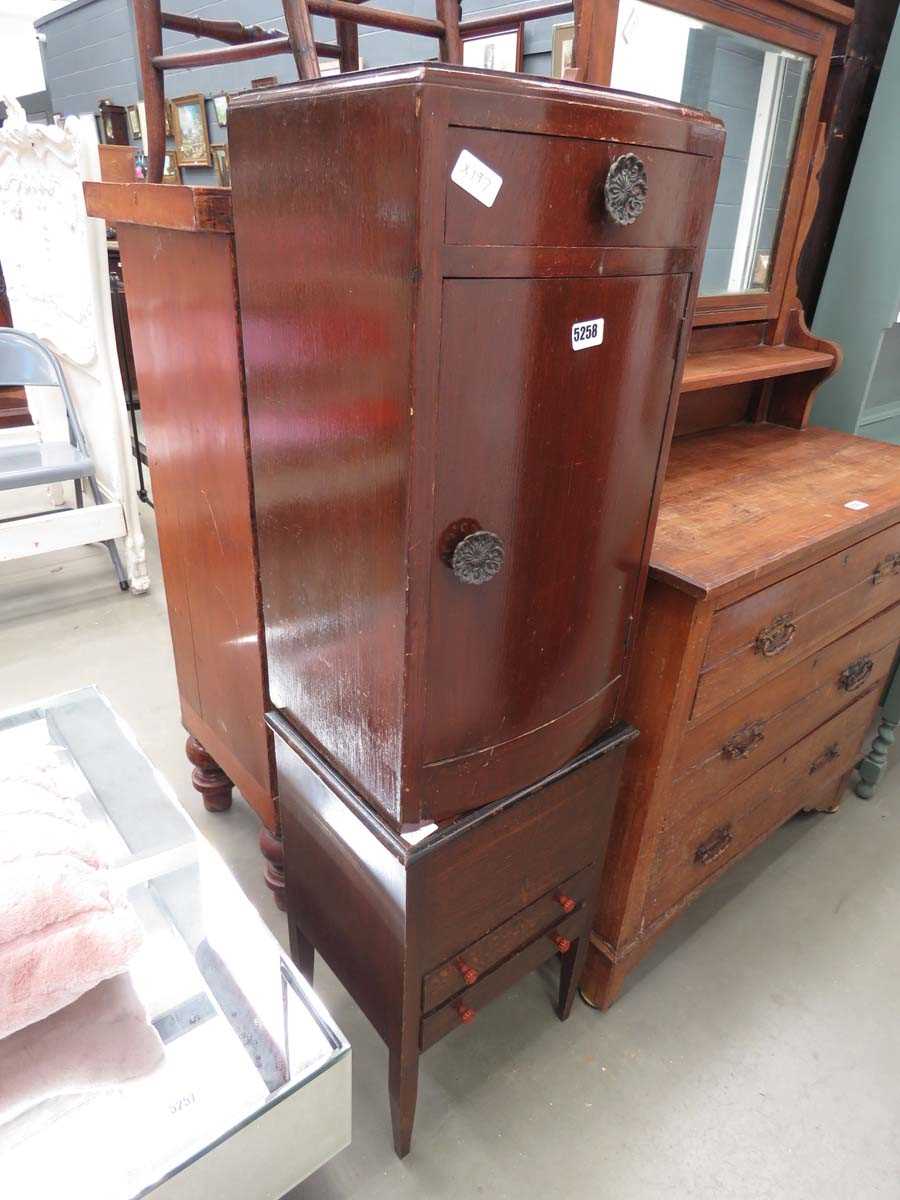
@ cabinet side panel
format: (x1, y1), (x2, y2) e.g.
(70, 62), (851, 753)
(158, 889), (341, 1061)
(117, 225), (275, 820)
(230, 88), (418, 820)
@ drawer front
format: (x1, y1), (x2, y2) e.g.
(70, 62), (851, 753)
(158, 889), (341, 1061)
(445, 128), (708, 249)
(420, 910), (584, 1051)
(422, 866), (593, 1013)
(648, 692), (879, 922)
(417, 736), (629, 970)
(671, 605), (900, 821)
(694, 524), (900, 719)
(422, 272), (687, 819)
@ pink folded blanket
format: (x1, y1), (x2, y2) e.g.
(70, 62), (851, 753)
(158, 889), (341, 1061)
(0, 754), (143, 1040)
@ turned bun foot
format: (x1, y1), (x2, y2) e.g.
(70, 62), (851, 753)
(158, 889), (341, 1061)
(185, 735), (233, 812)
(259, 823), (286, 911)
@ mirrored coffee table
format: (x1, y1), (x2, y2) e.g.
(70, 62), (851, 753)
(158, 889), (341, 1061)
(0, 686), (350, 1200)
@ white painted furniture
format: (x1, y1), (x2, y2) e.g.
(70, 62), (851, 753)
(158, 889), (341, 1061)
(0, 686), (351, 1200)
(0, 96), (148, 592)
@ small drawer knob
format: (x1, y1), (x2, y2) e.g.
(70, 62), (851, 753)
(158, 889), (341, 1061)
(450, 530), (505, 585)
(456, 1001), (476, 1025)
(554, 892), (577, 914)
(604, 153), (648, 226)
(455, 958), (479, 987)
(551, 932), (572, 954)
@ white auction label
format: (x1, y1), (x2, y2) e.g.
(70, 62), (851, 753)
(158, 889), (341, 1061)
(571, 317), (605, 350)
(450, 149), (503, 208)
(845, 499), (869, 510)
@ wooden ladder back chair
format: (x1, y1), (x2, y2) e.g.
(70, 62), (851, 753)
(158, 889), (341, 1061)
(133, 0), (596, 183)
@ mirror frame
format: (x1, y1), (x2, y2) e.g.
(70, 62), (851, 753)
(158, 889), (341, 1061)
(594, 0), (837, 326)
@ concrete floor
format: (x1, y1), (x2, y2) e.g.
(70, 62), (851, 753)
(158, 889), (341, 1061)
(2, 505), (899, 1200)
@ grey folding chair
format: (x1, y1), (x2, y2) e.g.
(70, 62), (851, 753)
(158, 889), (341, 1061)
(0, 328), (128, 590)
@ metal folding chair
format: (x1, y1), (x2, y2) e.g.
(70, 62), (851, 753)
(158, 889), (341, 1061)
(0, 328), (129, 590)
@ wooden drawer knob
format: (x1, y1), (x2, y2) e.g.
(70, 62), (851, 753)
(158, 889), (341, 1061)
(551, 932), (572, 954)
(455, 958), (479, 987)
(554, 892), (577, 914)
(456, 1001), (476, 1025)
(754, 614), (796, 657)
(839, 656), (874, 692)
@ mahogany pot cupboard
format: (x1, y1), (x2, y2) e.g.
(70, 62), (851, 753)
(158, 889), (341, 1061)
(228, 64), (723, 1154)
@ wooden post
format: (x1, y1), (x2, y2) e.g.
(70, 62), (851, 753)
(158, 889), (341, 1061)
(281, 0), (323, 79)
(436, 0), (463, 64)
(132, 0), (166, 182)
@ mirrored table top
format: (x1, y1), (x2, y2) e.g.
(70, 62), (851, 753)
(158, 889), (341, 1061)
(0, 687), (350, 1200)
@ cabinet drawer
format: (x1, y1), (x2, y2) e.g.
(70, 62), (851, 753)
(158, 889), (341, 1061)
(649, 692), (879, 922)
(444, 127), (709, 250)
(670, 605), (900, 822)
(420, 910), (584, 1050)
(422, 866), (593, 1013)
(694, 524), (900, 719)
(418, 732), (630, 970)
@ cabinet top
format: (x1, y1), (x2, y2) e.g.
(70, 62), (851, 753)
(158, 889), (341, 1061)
(651, 424), (900, 602)
(229, 62), (725, 156)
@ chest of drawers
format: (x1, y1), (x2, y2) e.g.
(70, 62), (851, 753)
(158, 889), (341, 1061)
(229, 64), (723, 1154)
(581, 423), (900, 1010)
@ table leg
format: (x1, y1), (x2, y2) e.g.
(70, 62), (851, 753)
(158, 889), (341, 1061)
(185, 735), (233, 812)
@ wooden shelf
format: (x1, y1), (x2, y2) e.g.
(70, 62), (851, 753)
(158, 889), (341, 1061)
(680, 344), (836, 393)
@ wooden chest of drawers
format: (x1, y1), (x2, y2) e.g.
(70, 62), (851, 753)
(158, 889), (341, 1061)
(581, 423), (900, 1010)
(229, 64), (724, 832)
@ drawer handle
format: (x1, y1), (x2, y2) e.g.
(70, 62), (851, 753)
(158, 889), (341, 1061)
(872, 553), (900, 585)
(722, 721), (765, 760)
(456, 1001), (476, 1025)
(809, 742), (840, 774)
(441, 521), (505, 585)
(604, 153), (648, 226)
(839, 656), (874, 692)
(755, 614), (796, 657)
(554, 892), (577, 914)
(551, 932), (572, 954)
(455, 958), (479, 987)
(694, 823), (733, 866)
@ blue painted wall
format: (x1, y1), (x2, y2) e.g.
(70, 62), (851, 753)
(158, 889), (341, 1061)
(36, 0), (574, 185)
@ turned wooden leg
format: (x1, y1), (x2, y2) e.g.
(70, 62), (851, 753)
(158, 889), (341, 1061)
(185, 735), (233, 812)
(557, 931), (590, 1021)
(259, 823), (286, 912)
(389, 1038), (420, 1159)
(289, 921), (315, 983)
(856, 712), (899, 799)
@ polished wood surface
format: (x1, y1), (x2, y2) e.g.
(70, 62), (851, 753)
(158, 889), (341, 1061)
(230, 63), (724, 829)
(652, 425), (900, 599)
(85, 181), (233, 233)
(274, 711), (634, 1156)
(680, 344), (834, 392)
(115, 220), (276, 831)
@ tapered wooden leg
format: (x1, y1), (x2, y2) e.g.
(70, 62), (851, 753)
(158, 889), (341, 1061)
(557, 931), (590, 1021)
(856, 712), (898, 799)
(289, 921), (315, 983)
(389, 1039), (419, 1159)
(259, 823), (287, 911)
(578, 943), (632, 1012)
(185, 735), (233, 812)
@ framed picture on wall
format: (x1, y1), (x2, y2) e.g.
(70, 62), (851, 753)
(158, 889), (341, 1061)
(462, 25), (523, 72)
(213, 95), (228, 127)
(171, 93), (211, 167)
(211, 144), (231, 187)
(551, 22), (575, 78)
(162, 151), (181, 184)
(126, 104), (141, 138)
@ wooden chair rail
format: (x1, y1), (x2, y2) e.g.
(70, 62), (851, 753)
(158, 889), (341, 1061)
(135, 0), (584, 182)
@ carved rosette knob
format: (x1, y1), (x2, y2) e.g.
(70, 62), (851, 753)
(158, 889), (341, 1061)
(450, 530), (505, 585)
(604, 153), (648, 226)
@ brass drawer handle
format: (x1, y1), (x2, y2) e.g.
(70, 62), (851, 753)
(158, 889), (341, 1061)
(755, 614), (796, 657)
(722, 721), (765, 760)
(838, 656), (874, 692)
(694, 823), (733, 866)
(809, 742), (840, 774)
(604, 153), (647, 226)
(872, 553), (900, 585)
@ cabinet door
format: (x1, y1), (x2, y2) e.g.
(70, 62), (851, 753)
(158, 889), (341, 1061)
(421, 273), (688, 816)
